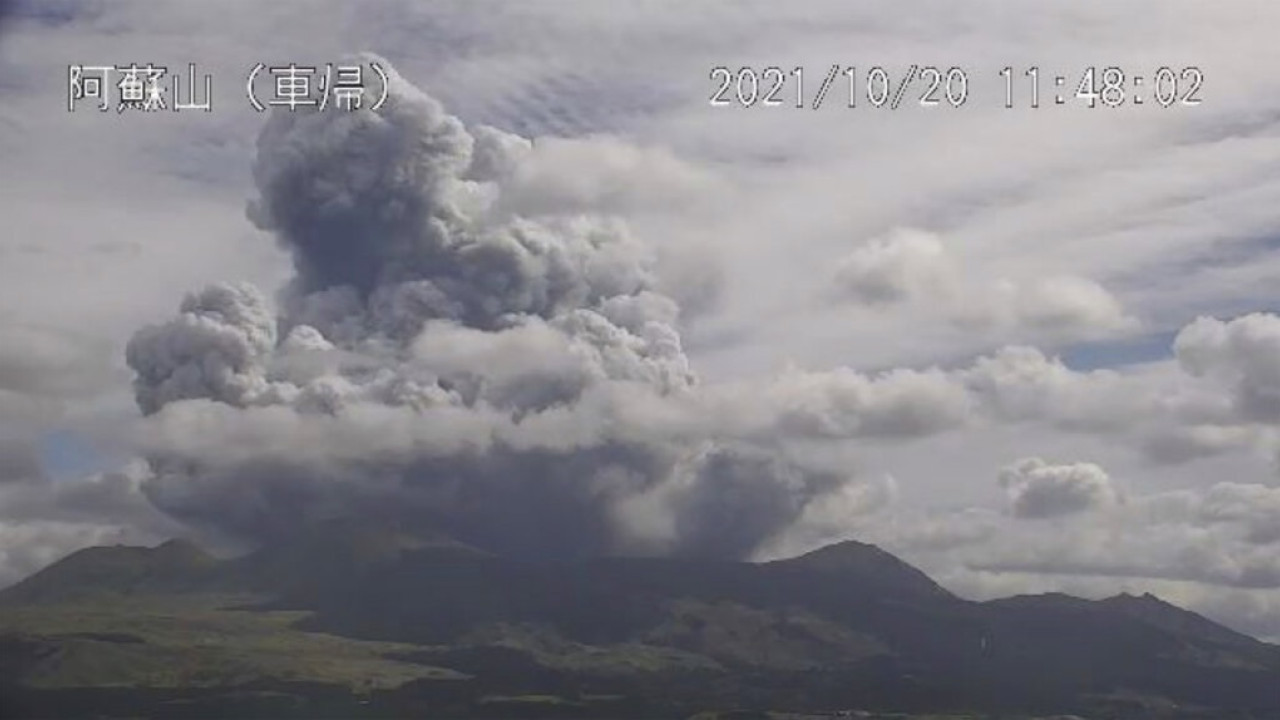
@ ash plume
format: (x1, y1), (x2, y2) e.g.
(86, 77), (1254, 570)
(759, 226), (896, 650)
(125, 56), (845, 559)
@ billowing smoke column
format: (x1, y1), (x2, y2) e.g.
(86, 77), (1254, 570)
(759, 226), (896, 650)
(124, 56), (846, 559)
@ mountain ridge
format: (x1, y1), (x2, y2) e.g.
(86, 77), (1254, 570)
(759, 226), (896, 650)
(3, 526), (1279, 718)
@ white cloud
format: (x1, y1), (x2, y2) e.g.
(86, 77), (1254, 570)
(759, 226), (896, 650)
(1176, 313), (1280, 422)
(829, 229), (1136, 344)
(998, 457), (1121, 519)
(830, 229), (957, 305)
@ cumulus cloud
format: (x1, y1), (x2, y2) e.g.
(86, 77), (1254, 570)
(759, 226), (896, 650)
(1003, 275), (1135, 337)
(998, 457), (1121, 519)
(830, 229), (957, 305)
(829, 229), (1136, 342)
(487, 134), (717, 217)
(746, 366), (972, 440)
(1175, 313), (1280, 422)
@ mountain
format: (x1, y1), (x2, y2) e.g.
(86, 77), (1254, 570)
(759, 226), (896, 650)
(770, 539), (953, 598)
(2, 526), (1279, 719)
(0, 538), (221, 605)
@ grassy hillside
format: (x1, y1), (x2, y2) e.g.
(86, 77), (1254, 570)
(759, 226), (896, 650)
(0, 593), (462, 690)
(3, 531), (1280, 718)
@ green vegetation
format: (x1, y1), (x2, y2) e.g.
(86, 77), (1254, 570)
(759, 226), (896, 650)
(0, 593), (464, 689)
(2, 530), (1279, 718)
(646, 599), (887, 669)
(452, 619), (723, 675)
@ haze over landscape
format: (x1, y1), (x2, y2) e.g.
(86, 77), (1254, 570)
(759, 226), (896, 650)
(3, 1), (1280, 717)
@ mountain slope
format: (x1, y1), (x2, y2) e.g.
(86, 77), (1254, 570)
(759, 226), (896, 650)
(769, 539), (953, 600)
(0, 539), (223, 605)
(2, 529), (1279, 718)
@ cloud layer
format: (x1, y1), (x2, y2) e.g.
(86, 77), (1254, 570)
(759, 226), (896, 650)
(829, 228), (1136, 343)
(998, 457), (1121, 519)
(120, 67), (1280, 567)
(123, 59), (854, 560)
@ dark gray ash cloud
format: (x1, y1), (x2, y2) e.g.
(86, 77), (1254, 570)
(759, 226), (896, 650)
(126, 57), (1174, 561)
(124, 57), (847, 560)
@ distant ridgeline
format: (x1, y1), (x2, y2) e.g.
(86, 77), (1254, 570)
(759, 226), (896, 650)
(2, 521), (1279, 719)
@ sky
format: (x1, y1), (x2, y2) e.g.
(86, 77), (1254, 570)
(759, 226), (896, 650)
(3, 0), (1280, 641)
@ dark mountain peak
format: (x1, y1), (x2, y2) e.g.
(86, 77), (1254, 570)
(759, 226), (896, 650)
(784, 539), (914, 574)
(1107, 590), (1163, 605)
(1098, 590), (1263, 648)
(1099, 590), (1189, 620)
(0, 538), (220, 605)
(985, 590), (1272, 657)
(770, 539), (953, 599)
(33, 538), (212, 575)
(788, 539), (886, 568)
(987, 591), (1094, 610)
